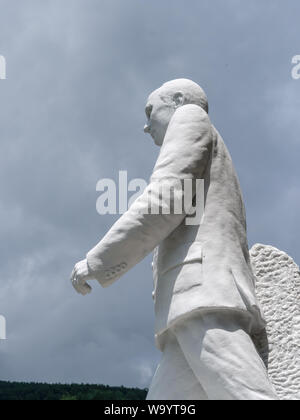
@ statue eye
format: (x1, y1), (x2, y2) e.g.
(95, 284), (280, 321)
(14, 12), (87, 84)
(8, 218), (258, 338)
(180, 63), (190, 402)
(146, 105), (153, 119)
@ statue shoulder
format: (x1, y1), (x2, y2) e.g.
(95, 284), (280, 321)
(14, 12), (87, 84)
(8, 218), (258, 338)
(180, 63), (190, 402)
(173, 104), (209, 123)
(169, 105), (211, 140)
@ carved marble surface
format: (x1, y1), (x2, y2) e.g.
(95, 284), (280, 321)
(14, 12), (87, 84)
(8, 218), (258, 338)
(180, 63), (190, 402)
(250, 244), (300, 400)
(71, 79), (295, 400)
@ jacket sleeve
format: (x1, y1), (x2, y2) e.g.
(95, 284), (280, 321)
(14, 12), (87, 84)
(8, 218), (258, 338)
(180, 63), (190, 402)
(86, 104), (213, 287)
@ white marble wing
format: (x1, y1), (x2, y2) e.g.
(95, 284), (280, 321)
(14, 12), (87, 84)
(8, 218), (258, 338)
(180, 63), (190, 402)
(250, 244), (300, 400)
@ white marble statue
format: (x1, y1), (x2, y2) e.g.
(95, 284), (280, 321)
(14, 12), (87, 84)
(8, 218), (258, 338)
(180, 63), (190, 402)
(71, 79), (278, 400)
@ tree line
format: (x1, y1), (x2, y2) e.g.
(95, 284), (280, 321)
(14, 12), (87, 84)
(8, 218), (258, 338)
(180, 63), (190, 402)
(0, 381), (147, 400)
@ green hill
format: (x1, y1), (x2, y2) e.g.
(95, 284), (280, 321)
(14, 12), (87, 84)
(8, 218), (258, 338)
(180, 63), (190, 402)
(0, 381), (147, 400)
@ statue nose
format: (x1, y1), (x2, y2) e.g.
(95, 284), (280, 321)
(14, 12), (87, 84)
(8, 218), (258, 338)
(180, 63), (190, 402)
(144, 124), (151, 134)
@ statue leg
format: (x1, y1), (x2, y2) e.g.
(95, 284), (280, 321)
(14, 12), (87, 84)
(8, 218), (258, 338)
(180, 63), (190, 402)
(173, 311), (279, 400)
(147, 329), (208, 400)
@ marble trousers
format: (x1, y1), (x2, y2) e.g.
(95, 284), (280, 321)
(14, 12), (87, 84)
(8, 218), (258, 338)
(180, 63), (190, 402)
(147, 312), (278, 400)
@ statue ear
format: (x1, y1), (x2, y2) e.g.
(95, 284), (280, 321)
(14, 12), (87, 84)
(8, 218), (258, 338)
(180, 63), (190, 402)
(173, 92), (184, 107)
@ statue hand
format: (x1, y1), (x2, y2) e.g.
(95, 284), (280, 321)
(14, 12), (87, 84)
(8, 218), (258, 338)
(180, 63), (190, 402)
(71, 259), (94, 296)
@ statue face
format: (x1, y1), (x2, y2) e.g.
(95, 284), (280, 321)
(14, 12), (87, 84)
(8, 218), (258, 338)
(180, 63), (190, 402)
(144, 89), (178, 147)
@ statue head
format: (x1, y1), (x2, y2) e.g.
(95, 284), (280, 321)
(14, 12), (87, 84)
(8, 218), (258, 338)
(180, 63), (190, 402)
(144, 79), (208, 146)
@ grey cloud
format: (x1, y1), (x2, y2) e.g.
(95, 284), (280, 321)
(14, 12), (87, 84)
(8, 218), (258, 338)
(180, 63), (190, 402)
(0, 0), (299, 387)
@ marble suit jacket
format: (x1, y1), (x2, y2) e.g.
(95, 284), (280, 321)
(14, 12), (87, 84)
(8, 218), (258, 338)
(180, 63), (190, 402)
(86, 104), (265, 345)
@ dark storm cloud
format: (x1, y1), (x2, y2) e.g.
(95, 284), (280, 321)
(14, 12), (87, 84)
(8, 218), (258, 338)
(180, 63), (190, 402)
(0, 0), (299, 387)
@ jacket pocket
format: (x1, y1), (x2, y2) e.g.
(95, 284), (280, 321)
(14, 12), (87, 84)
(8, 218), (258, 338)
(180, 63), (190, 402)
(157, 241), (203, 277)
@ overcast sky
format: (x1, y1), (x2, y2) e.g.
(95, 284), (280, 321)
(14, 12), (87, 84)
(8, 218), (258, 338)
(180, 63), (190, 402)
(0, 0), (299, 388)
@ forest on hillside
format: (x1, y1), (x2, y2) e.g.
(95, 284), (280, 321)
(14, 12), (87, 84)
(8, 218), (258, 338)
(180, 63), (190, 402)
(0, 381), (147, 400)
